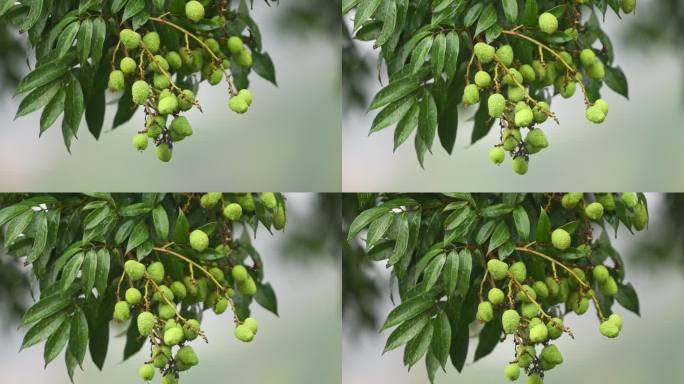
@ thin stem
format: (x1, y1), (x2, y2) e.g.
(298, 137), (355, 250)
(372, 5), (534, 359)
(149, 16), (221, 63)
(153, 246), (226, 291)
(145, 273), (186, 321)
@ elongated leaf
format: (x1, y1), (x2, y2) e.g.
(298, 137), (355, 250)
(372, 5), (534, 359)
(152, 205), (169, 240)
(502, 0), (518, 23)
(443, 250), (460, 297)
(354, 0), (382, 30)
(81, 249), (97, 296)
(418, 90), (438, 151)
(61, 253), (84, 291)
(4, 210), (34, 247)
(95, 248), (111, 295)
(488, 221), (510, 253)
(444, 31), (460, 80)
(15, 60), (68, 96)
(40, 87), (66, 134)
(431, 33), (446, 79)
(474, 316), (503, 361)
(388, 214), (409, 265)
(44, 316), (71, 366)
(536, 208), (551, 243)
(371, 95), (416, 133)
(393, 101), (419, 151)
(475, 4), (498, 36)
(404, 321), (434, 367)
(69, 306), (89, 365)
(455, 249), (472, 297)
(431, 309), (451, 368)
(375, 0), (397, 47)
(368, 76), (421, 110)
(21, 293), (72, 326)
(126, 220), (149, 253)
(16, 81), (61, 118)
(27, 211), (49, 262)
(173, 209), (189, 244)
(21, 310), (67, 350)
(77, 18), (93, 65)
(382, 294), (433, 329)
(513, 206), (530, 240)
(384, 313), (429, 352)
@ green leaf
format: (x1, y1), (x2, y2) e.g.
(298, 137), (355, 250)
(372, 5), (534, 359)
(252, 51), (277, 85)
(393, 101), (419, 151)
(616, 282), (640, 315)
(418, 90), (438, 151)
(173, 209), (190, 244)
(480, 203), (513, 218)
(21, 293), (72, 326)
(90, 17), (107, 67)
(63, 74), (85, 151)
(422, 253), (446, 292)
(44, 316), (71, 366)
(410, 36), (433, 74)
(0, 203), (31, 226)
(0, 0), (14, 17)
(604, 65), (629, 99)
(255, 282), (278, 316)
(112, 84), (137, 129)
(470, 99), (495, 144)
(126, 220), (149, 253)
(123, 313), (146, 360)
(388, 213), (410, 265)
(95, 248), (110, 295)
(455, 249), (472, 297)
(382, 294), (433, 329)
(21, 309), (67, 350)
(522, 0), (539, 26)
(4, 209), (34, 247)
(21, 0), (43, 31)
(122, 0), (144, 21)
(431, 33), (446, 80)
(152, 205), (169, 240)
(431, 309), (451, 368)
(40, 87), (66, 134)
(119, 203), (152, 217)
(55, 21), (80, 58)
(536, 208), (551, 243)
(77, 18), (93, 65)
(61, 253), (84, 292)
(15, 60), (68, 96)
(513, 206), (530, 240)
(475, 4), (498, 36)
(502, 0), (518, 23)
(442, 250), (460, 297)
(368, 76), (421, 110)
(342, 0), (361, 14)
(426, 351), (440, 384)
(476, 220), (496, 245)
(366, 212), (394, 247)
(27, 211), (49, 262)
(488, 221), (510, 253)
(111, 0), (128, 13)
(474, 316), (503, 361)
(16, 81), (61, 118)
(371, 95), (416, 134)
(444, 31), (460, 80)
(354, 0), (382, 30)
(375, 0), (397, 47)
(464, 2), (484, 28)
(383, 313), (429, 352)
(68, 307), (89, 365)
(348, 206), (390, 241)
(404, 320), (434, 367)
(81, 249), (97, 296)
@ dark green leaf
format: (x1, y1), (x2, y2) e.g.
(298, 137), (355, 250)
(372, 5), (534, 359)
(371, 95), (416, 134)
(173, 209), (189, 244)
(502, 0), (518, 23)
(252, 51), (277, 85)
(616, 282), (639, 315)
(404, 320), (434, 367)
(384, 313), (429, 352)
(126, 221), (149, 253)
(382, 294), (433, 329)
(44, 315), (71, 366)
(81, 249), (97, 296)
(488, 221), (510, 253)
(455, 249), (472, 297)
(536, 208), (551, 243)
(431, 309), (451, 368)
(393, 101), (419, 151)
(152, 205), (169, 240)
(368, 76), (421, 110)
(21, 309), (67, 350)
(418, 89), (438, 151)
(21, 293), (71, 326)
(474, 316), (503, 361)
(255, 282), (278, 316)
(443, 250), (460, 297)
(513, 206), (530, 240)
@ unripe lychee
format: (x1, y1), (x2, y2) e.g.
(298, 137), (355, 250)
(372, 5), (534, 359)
(532, 281), (549, 299)
(229, 95), (249, 113)
(531, 60), (547, 79)
(514, 101), (530, 113)
(599, 320), (619, 338)
(556, 78), (576, 98)
(507, 86), (525, 102)
(596, 193), (616, 211)
(153, 72), (170, 90)
(170, 116), (193, 138)
(163, 326), (184, 345)
(509, 261), (527, 282)
(120, 57), (137, 75)
(546, 317), (564, 339)
(621, 0), (636, 13)
(108, 70), (125, 92)
(170, 281), (187, 300)
(516, 284), (537, 303)
(539, 12), (559, 34)
(579, 48), (597, 67)
(609, 313), (623, 330)
(208, 68), (224, 85)
(185, 0), (205, 22)
(236, 194), (256, 211)
(530, 323), (548, 342)
(633, 202), (648, 230)
(551, 228), (571, 250)
(223, 203), (243, 220)
(178, 89), (196, 111)
(561, 192), (583, 208)
(200, 193), (220, 208)
(125, 287), (143, 304)
(238, 89), (253, 106)
(502, 69), (523, 86)
(474, 70), (491, 88)
(235, 48), (253, 67)
(158, 303), (176, 320)
(137, 311), (155, 336)
(600, 276), (618, 296)
(519, 64), (536, 84)
(176, 345), (199, 366)
(260, 192), (277, 209)
(621, 192), (638, 208)
(161, 373), (177, 384)
(592, 265), (610, 283)
(142, 31), (160, 53)
(147, 261), (165, 283)
(504, 363), (520, 380)
(576, 297), (590, 315)
(243, 317), (258, 334)
(521, 302), (539, 318)
(502, 309), (520, 333)
(585, 202), (604, 220)
(205, 37), (220, 54)
(166, 51), (182, 70)
(214, 298), (229, 314)
(156, 144), (172, 162)
(545, 276), (559, 297)
(503, 137), (518, 151)
(119, 29), (141, 50)
(487, 93), (506, 118)
(541, 344), (563, 365)
(139, 363), (155, 381)
(514, 108), (534, 127)
(131, 80), (150, 105)
(587, 61), (605, 80)
(184, 319), (201, 340)
(227, 36), (245, 54)
(462, 84), (480, 104)
(210, 267), (226, 282)
(487, 259), (509, 280)
(131, 133), (148, 151)
(149, 55), (169, 73)
(476, 301), (494, 322)
(235, 324), (254, 342)
(125, 260), (146, 281)
(238, 276), (257, 295)
(473, 42), (495, 63)
(158, 95), (178, 115)
(512, 157), (529, 175)
(516, 345), (535, 368)
(488, 287), (505, 305)
(232, 265), (249, 283)
(526, 128), (548, 149)
(496, 45), (514, 67)
(152, 346), (171, 368)
(189, 229), (209, 251)
(489, 147), (505, 165)
(113, 301), (130, 321)
(527, 373), (543, 384)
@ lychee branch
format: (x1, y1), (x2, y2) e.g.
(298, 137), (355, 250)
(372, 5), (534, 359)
(152, 246), (227, 292)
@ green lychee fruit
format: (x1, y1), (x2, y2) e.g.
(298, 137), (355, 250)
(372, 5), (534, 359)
(592, 265), (610, 283)
(113, 301), (130, 321)
(539, 12), (559, 34)
(473, 42), (495, 63)
(137, 311), (155, 336)
(176, 345), (199, 366)
(502, 309), (520, 333)
(509, 261), (527, 282)
(200, 193), (221, 209)
(131, 80), (150, 105)
(142, 31), (160, 53)
(516, 284), (537, 303)
(545, 277), (559, 297)
(208, 68), (224, 85)
(244, 317), (258, 334)
(531, 60), (547, 79)
(521, 302), (539, 318)
(516, 345), (536, 368)
(147, 261), (165, 283)
(170, 116), (193, 138)
(149, 55), (169, 73)
(236, 194), (256, 211)
(108, 70), (125, 92)
(487, 93), (506, 118)
(227, 36), (244, 54)
(530, 323), (548, 342)
(496, 45), (514, 66)
(621, 192), (638, 208)
(184, 319), (201, 340)
(185, 0), (205, 22)
(519, 64), (536, 84)
(503, 136), (518, 151)
(178, 89), (195, 111)
(158, 303), (176, 320)
(489, 147), (505, 165)
(120, 57), (137, 75)
(488, 287), (505, 305)
(594, 99), (609, 116)
(502, 69), (523, 86)
(474, 70), (491, 88)
(189, 229), (209, 251)
(504, 363), (520, 380)
(238, 89), (253, 106)
(487, 259), (509, 280)
(585, 202), (604, 220)
(575, 297), (590, 315)
(156, 144), (172, 162)
(587, 61), (605, 80)
(235, 48), (253, 67)
(119, 29), (141, 50)
(139, 363), (155, 381)
(633, 202), (648, 230)
(621, 0), (636, 13)
(214, 297), (229, 314)
(223, 203), (243, 220)
(205, 38), (220, 54)
(153, 72), (170, 89)
(596, 193), (616, 211)
(462, 84), (480, 104)
(579, 48), (597, 67)
(161, 373), (177, 384)
(599, 276), (618, 296)
(124, 260), (146, 281)
(551, 228), (571, 250)
(158, 95), (178, 115)
(527, 373), (543, 384)
(609, 313), (623, 330)
(170, 281), (187, 300)
(152, 346), (171, 368)
(260, 192), (277, 209)
(132, 133), (148, 151)
(599, 320), (619, 338)
(476, 301), (494, 322)
(526, 128), (548, 149)
(541, 344), (563, 364)
(235, 324), (255, 342)
(546, 317), (564, 339)
(166, 51), (182, 70)
(532, 281), (549, 299)
(514, 108), (534, 127)
(238, 276), (257, 296)
(507, 86), (525, 102)
(531, 102), (549, 124)
(229, 95), (249, 113)
(561, 192), (583, 208)
(232, 265), (249, 283)
(512, 157), (528, 175)
(163, 326), (184, 345)
(125, 287), (143, 304)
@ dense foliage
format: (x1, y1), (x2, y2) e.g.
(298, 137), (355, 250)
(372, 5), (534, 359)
(0, 192), (286, 383)
(348, 192), (646, 383)
(0, 0), (277, 161)
(344, 0), (634, 173)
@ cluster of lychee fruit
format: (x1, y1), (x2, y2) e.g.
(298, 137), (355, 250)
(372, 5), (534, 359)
(466, 7), (635, 174)
(474, 193), (645, 383)
(111, 192), (285, 383)
(106, 1), (257, 162)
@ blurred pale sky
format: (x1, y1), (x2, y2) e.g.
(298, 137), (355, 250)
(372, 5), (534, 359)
(0, 1), (341, 192)
(0, 194), (342, 384)
(342, 0), (684, 191)
(342, 193), (684, 384)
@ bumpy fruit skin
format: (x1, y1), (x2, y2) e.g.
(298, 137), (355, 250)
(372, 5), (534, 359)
(119, 29), (141, 50)
(527, 373), (543, 384)
(551, 228), (571, 250)
(579, 48), (597, 67)
(487, 93), (506, 118)
(546, 317), (564, 339)
(608, 313), (623, 330)
(235, 324), (255, 342)
(530, 323), (549, 342)
(489, 147), (505, 165)
(519, 64), (536, 83)
(158, 95), (179, 115)
(189, 229), (209, 251)
(156, 144), (172, 162)
(161, 373), (178, 384)
(502, 309), (520, 333)
(227, 36), (245, 54)
(125, 260), (145, 281)
(238, 276), (257, 295)
(185, 1), (205, 22)
(170, 116), (193, 139)
(131, 133), (148, 151)
(526, 129), (548, 149)
(474, 70), (492, 88)
(592, 265), (610, 283)
(600, 276), (618, 296)
(125, 287), (143, 304)
(504, 363), (520, 380)
(599, 320), (620, 338)
(130, 80), (150, 105)
(120, 57), (137, 74)
(170, 281), (187, 299)
(633, 202), (648, 230)
(139, 364), (155, 381)
(596, 193), (616, 211)
(516, 285), (537, 303)
(184, 319), (201, 340)
(260, 192), (277, 210)
(236, 194), (256, 211)
(463, 84), (480, 104)
(585, 202), (604, 220)
(235, 48), (253, 67)
(229, 95), (249, 113)
(621, 192), (638, 208)
(243, 317), (258, 334)
(238, 89), (253, 106)
(532, 281), (549, 299)
(487, 287), (504, 305)
(511, 157), (528, 175)
(158, 303), (176, 320)
(541, 344), (563, 365)
(223, 203), (243, 220)
(487, 259), (509, 280)
(474, 42), (495, 63)
(214, 298), (229, 314)
(587, 61), (605, 80)
(622, 0), (636, 13)
(142, 31), (160, 53)
(108, 70), (125, 92)
(508, 261), (526, 282)
(137, 311), (155, 336)
(516, 345), (536, 368)
(113, 301), (130, 321)
(514, 109), (534, 127)
(164, 326), (184, 345)
(176, 345), (199, 366)
(496, 45), (514, 66)
(507, 86), (525, 102)
(539, 12), (559, 34)
(147, 261), (165, 283)
(153, 346), (171, 368)
(476, 301), (494, 322)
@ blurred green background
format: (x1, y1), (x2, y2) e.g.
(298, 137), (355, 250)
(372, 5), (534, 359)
(0, 193), (342, 384)
(0, 0), (340, 192)
(342, 0), (684, 191)
(342, 193), (684, 383)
